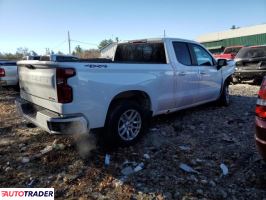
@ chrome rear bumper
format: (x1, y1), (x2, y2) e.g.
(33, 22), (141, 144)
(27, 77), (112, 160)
(15, 98), (89, 134)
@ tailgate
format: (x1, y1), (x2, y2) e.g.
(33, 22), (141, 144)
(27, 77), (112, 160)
(18, 63), (57, 102)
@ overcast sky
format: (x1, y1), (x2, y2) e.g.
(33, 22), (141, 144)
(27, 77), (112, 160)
(0, 0), (265, 54)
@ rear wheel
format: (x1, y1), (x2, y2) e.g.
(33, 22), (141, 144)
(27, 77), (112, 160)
(105, 101), (149, 146)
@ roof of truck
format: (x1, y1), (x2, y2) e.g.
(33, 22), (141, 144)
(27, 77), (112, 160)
(120, 37), (199, 44)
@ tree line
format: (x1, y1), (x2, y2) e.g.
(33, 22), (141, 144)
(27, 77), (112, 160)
(0, 38), (118, 60)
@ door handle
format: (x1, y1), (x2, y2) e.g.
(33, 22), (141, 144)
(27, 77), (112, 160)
(199, 71), (207, 75)
(178, 72), (186, 76)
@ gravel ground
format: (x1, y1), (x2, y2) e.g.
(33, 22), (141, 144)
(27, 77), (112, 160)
(0, 84), (266, 200)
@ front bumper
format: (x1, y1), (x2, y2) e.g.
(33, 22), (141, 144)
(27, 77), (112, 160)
(255, 116), (266, 160)
(233, 69), (266, 80)
(15, 98), (89, 134)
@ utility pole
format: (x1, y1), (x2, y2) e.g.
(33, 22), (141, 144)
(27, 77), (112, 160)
(68, 31), (71, 55)
(164, 30), (166, 38)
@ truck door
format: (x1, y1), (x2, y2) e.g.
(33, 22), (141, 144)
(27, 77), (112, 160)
(171, 41), (200, 108)
(189, 44), (222, 102)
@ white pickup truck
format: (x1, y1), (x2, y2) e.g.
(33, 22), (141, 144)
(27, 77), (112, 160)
(16, 38), (235, 145)
(0, 60), (18, 86)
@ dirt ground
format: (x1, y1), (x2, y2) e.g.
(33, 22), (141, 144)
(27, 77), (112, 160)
(0, 84), (266, 200)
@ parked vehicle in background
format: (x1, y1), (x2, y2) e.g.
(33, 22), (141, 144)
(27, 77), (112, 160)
(255, 77), (266, 159)
(214, 46), (243, 60)
(0, 60), (18, 86)
(16, 38), (235, 146)
(23, 55), (41, 60)
(233, 45), (266, 84)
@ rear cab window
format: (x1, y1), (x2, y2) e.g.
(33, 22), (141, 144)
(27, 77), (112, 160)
(172, 42), (192, 66)
(114, 42), (166, 63)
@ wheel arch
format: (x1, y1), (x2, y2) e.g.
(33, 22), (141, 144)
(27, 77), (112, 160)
(105, 90), (152, 125)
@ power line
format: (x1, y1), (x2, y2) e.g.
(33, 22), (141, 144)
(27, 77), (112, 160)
(52, 40), (67, 49)
(71, 39), (98, 46)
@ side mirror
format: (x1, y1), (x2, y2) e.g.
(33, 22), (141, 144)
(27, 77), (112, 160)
(217, 59), (227, 70)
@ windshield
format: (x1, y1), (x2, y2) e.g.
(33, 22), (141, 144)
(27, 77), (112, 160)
(224, 47), (242, 54)
(236, 46), (266, 59)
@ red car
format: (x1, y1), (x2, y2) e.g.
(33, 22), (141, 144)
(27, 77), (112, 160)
(214, 46), (243, 60)
(255, 77), (266, 159)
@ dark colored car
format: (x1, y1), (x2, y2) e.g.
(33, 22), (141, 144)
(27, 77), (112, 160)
(233, 45), (266, 84)
(255, 77), (266, 159)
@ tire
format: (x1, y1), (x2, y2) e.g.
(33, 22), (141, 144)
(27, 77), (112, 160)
(104, 101), (150, 146)
(218, 83), (230, 106)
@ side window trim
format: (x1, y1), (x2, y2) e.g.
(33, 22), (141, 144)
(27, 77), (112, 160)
(187, 43), (198, 66)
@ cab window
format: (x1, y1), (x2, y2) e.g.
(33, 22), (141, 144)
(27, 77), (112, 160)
(191, 44), (214, 66)
(173, 42), (192, 66)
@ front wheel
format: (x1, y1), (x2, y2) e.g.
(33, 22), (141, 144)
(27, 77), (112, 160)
(218, 83), (230, 106)
(105, 101), (149, 146)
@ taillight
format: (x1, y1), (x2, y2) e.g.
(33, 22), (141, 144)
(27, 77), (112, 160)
(256, 77), (266, 118)
(0, 68), (5, 77)
(56, 68), (75, 103)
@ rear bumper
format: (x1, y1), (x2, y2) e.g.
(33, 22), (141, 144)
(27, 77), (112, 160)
(15, 98), (89, 134)
(233, 69), (266, 80)
(255, 116), (266, 159)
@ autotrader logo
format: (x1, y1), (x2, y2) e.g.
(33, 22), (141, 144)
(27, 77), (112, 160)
(0, 188), (54, 199)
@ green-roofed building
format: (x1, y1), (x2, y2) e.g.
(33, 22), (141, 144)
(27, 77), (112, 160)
(196, 24), (266, 54)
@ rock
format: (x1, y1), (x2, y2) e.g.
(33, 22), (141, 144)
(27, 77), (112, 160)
(21, 157), (30, 163)
(156, 194), (164, 200)
(220, 163), (229, 176)
(134, 162), (144, 172)
(209, 180), (216, 187)
(20, 146), (27, 152)
(178, 145), (191, 151)
(52, 143), (65, 150)
(57, 143), (65, 150)
(40, 145), (53, 155)
(200, 179), (208, 185)
(55, 172), (65, 183)
(5, 167), (12, 172)
(150, 128), (159, 132)
(143, 153), (150, 159)
(104, 154), (110, 166)
(196, 189), (203, 195)
(121, 166), (134, 176)
(63, 174), (78, 183)
(179, 163), (199, 174)
(18, 143), (26, 148)
(26, 178), (36, 187)
(112, 178), (123, 188)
